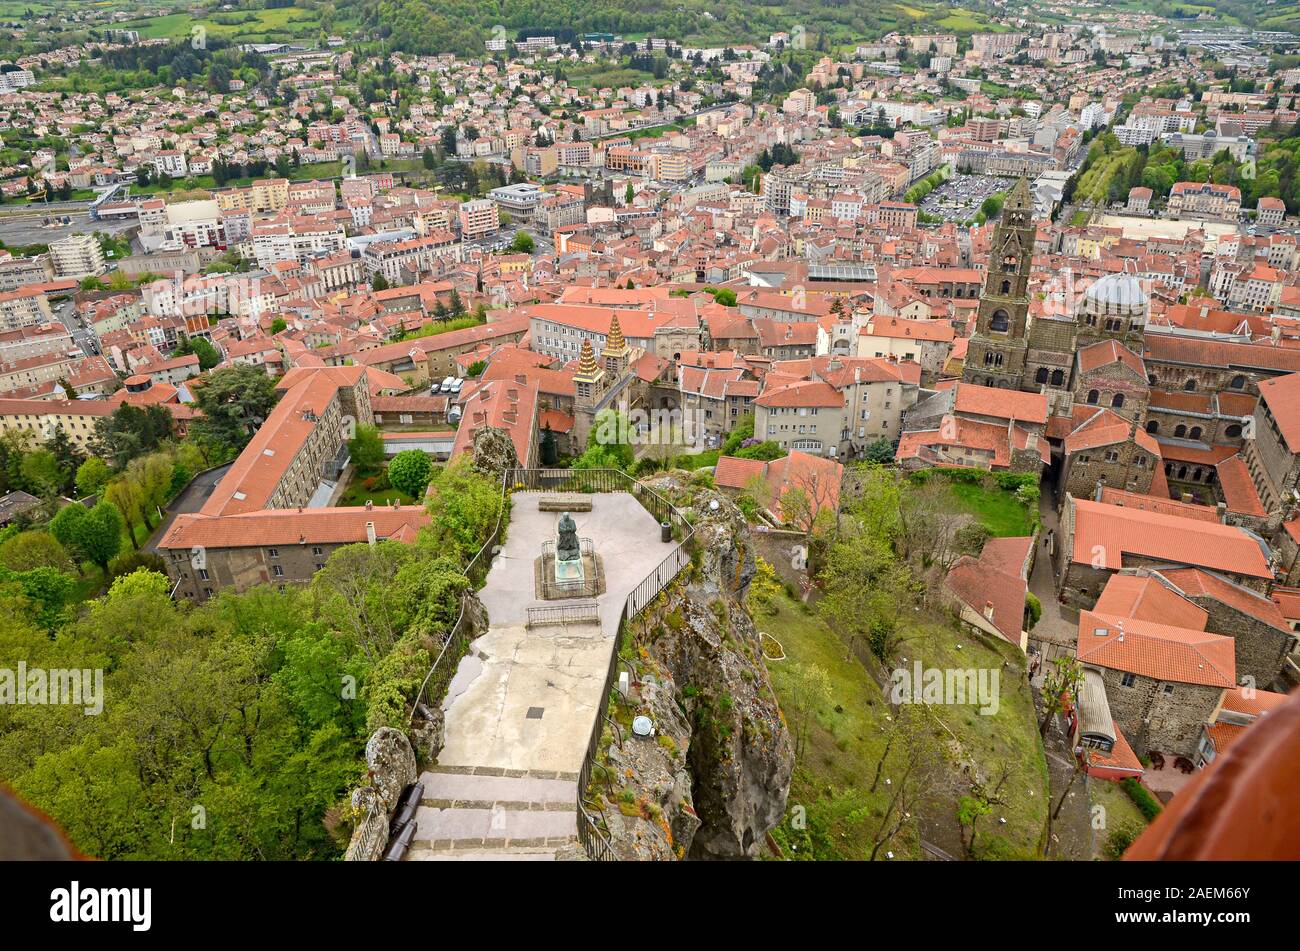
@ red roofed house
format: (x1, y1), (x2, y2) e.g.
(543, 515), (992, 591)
(1077, 606), (1235, 758)
(158, 367), (436, 601)
(1060, 407), (1162, 498)
(1241, 371), (1300, 518)
(1196, 684), (1293, 767)
(1056, 496), (1275, 610)
(713, 450), (843, 530)
(944, 535), (1034, 649)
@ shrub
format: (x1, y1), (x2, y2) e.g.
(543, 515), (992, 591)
(1104, 819), (1145, 860)
(1025, 592), (1042, 630)
(1121, 777), (1163, 821)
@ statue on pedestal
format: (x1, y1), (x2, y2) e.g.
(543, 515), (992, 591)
(556, 512), (580, 562)
(553, 512), (585, 586)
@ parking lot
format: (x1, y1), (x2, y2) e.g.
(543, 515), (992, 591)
(919, 174), (1013, 223)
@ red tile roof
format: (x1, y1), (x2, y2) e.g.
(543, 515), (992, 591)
(1068, 497), (1273, 580)
(1256, 371), (1300, 451)
(160, 505), (428, 550)
(953, 382), (1048, 424)
(1094, 574), (1209, 630)
(1078, 610), (1236, 687)
(1158, 567), (1290, 632)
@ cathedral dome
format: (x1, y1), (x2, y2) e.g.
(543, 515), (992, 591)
(1081, 274), (1148, 316)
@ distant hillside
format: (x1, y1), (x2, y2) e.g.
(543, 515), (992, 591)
(345, 0), (1002, 57)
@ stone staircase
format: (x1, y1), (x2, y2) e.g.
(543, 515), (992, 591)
(403, 767), (580, 861)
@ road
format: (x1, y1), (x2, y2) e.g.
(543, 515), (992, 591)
(0, 211), (135, 248)
(51, 296), (101, 358)
(149, 464), (233, 553)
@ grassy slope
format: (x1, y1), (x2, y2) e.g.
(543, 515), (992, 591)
(763, 588), (1049, 860)
(1090, 776), (1149, 860)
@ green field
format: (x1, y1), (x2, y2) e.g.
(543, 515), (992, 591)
(946, 480), (1039, 537)
(116, 6), (332, 44)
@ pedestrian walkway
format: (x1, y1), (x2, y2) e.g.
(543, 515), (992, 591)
(405, 491), (678, 860)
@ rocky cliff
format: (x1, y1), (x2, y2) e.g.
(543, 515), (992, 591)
(594, 474), (793, 860)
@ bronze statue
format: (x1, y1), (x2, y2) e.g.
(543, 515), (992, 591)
(556, 512), (580, 562)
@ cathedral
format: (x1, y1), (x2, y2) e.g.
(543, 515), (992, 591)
(963, 177), (1151, 412)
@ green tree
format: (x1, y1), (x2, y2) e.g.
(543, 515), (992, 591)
(507, 231), (534, 254)
(20, 450), (65, 498)
(0, 531), (74, 573)
(388, 449), (433, 498)
(74, 501), (124, 571)
(348, 424), (385, 472)
(104, 475), (143, 552)
(191, 365), (280, 452)
(75, 457), (112, 497)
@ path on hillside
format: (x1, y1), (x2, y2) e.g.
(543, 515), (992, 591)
(405, 492), (678, 861)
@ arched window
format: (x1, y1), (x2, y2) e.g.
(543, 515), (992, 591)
(1002, 254), (1017, 273)
(1178, 465), (1188, 480)
(1231, 374), (1246, 390)
(1087, 389), (1100, 405)
(990, 309), (1010, 333)
(985, 350), (996, 365)
(1148, 374), (1158, 386)
(1226, 424), (1243, 438)
(1189, 426), (1202, 440)
(1035, 367), (1048, 384)
(1174, 424), (1187, 438)
(1183, 378), (1197, 392)
(1051, 369), (1065, 386)
(1000, 279), (1012, 295)
(1192, 467), (1203, 481)
(1146, 420), (1159, 434)
(1111, 393), (1125, 409)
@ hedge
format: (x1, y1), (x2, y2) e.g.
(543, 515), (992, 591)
(1122, 777), (1163, 821)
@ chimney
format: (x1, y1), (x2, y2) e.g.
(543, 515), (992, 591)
(391, 499), (400, 510)
(365, 499), (373, 511)
(1095, 479), (1105, 502)
(1216, 500), (1227, 523)
(366, 521), (376, 546)
(983, 600), (995, 620)
(1181, 492), (1193, 504)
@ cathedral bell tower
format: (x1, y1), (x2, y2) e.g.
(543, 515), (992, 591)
(963, 177), (1036, 390)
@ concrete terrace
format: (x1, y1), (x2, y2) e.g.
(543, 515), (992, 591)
(406, 491), (679, 860)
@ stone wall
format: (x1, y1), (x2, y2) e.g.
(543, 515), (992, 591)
(1188, 597), (1298, 688)
(1098, 667), (1223, 758)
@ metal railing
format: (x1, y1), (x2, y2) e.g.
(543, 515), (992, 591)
(406, 471), (509, 728)
(349, 800), (387, 861)
(405, 467), (696, 862)
(526, 601), (600, 628)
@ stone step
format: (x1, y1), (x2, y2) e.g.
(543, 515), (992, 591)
(409, 804), (577, 851)
(405, 847), (559, 862)
(418, 769), (577, 810)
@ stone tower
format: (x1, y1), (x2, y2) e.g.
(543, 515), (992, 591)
(601, 313), (631, 378)
(574, 337), (605, 409)
(963, 176), (1036, 390)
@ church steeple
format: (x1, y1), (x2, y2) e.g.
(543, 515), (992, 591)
(961, 176), (1036, 390)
